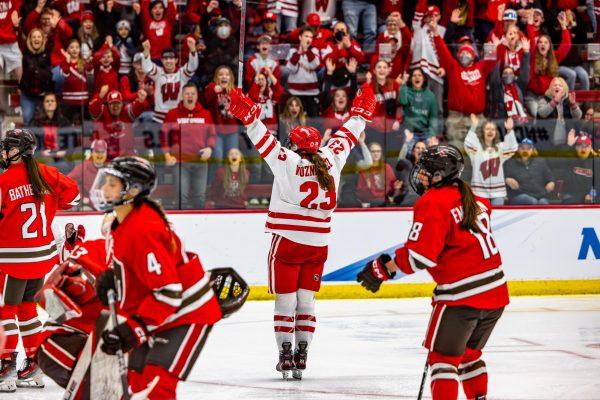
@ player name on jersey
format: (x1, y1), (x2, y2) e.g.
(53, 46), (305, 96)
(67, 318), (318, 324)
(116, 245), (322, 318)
(295, 159), (333, 177)
(8, 184), (34, 201)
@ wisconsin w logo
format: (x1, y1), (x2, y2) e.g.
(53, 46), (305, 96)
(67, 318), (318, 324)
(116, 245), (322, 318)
(161, 82), (180, 102)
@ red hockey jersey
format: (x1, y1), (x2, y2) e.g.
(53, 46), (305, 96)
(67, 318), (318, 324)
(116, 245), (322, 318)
(108, 203), (222, 333)
(394, 185), (509, 309)
(0, 162), (80, 279)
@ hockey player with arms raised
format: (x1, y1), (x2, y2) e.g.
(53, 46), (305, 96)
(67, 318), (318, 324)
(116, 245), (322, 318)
(229, 84), (376, 379)
(357, 145), (509, 400)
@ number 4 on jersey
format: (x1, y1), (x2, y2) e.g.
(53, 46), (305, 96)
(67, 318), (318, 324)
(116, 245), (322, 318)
(147, 252), (162, 275)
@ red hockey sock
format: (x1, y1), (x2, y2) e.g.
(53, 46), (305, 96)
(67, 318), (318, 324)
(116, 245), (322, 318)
(139, 364), (179, 400)
(459, 347), (488, 399)
(428, 351), (462, 400)
(0, 304), (19, 357)
(128, 369), (147, 394)
(18, 302), (43, 358)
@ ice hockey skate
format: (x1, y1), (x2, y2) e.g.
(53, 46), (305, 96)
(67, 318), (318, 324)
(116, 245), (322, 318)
(275, 342), (294, 380)
(292, 341), (308, 380)
(0, 352), (17, 392)
(17, 357), (44, 388)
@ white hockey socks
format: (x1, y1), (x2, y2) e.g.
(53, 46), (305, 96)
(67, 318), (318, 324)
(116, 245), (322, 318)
(274, 292), (297, 351)
(294, 289), (316, 350)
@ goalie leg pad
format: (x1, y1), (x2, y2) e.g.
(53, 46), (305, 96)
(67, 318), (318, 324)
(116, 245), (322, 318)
(37, 333), (87, 389)
(139, 364), (178, 400)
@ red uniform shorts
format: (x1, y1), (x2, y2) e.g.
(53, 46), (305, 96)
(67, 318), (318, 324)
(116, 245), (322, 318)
(267, 234), (328, 294)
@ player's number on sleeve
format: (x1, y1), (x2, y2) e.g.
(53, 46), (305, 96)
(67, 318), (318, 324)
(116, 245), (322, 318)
(300, 181), (336, 210)
(408, 222), (423, 241)
(470, 212), (499, 259)
(147, 252), (162, 275)
(20, 202), (47, 239)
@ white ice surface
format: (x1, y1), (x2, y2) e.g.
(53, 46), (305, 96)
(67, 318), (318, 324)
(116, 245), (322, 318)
(10, 295), (600, 400)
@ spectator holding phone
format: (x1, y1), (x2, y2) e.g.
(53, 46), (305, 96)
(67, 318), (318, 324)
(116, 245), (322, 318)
(162, 83), (216, 209)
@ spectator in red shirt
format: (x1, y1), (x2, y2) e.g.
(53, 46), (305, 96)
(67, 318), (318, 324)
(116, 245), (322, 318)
(183, 0), (221, 26)
(120, 53), (155, 106)
(31, 92), (71, 173)
(209, 148), (250, 209)
(89, 86), (150, 159)
(0, 0), (22, 81)
(430, 18), (496, 150)
(162, 83), (216, 209)
(357, 142), (402, 206)
(496, 24), (525, 75)
(203, 65), (240, 174)
(322, 21), (365, 69)
(92, 36), (121, 95)
(59, 39), (93, 125)
(51, 0), (83, 29)
(244, 35), (281, 89)
(284, 12), (332, 51)
(68, 139), (108, 209)
(525, 16), (571, 118)
(133, 0), (178, 60)
(248, 72), (283, 132)
(525, 7), (546, 45)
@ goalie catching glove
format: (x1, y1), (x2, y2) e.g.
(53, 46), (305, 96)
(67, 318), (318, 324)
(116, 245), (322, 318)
(349, 83), (376, 122)
(209, 267), (249, 318)
(101, 315), (148, 355)
(229, 88), (262, 126)
(356, 254), (396, 293)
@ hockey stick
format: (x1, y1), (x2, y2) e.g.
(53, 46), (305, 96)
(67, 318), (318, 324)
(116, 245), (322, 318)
(416, 359), (429, 400)
(237, 0), (247, 89)
(62, 330), (94, 400)
(107, 289), (130, 400)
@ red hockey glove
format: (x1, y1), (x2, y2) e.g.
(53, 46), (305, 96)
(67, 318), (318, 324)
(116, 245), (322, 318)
(229, 88), (261, 126)
(356, 254), (396, 293)
(101, 316), (148, 355)
(350, 83), (376, 122)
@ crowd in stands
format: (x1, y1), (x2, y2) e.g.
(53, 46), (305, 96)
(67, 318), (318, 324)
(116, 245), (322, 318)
(0, 0), (598, 209)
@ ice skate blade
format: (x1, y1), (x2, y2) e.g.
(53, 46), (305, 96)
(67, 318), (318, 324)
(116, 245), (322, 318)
(292, 369), (302, 380)
(281, 370), (291, 380)
(0, 380), (16, 392)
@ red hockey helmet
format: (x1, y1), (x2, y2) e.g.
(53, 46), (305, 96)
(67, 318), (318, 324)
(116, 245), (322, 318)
(288, 126), (321, 154)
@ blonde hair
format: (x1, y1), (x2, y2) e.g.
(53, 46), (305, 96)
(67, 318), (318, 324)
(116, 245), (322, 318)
(213, 65), (235, 92)
(26, 28), (47, 54)
(544, 76), (569, 99)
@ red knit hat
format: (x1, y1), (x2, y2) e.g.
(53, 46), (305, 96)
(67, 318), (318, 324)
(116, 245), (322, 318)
(81, 10), (94, 23)
(458, 44), (475, 59)
(106, 90), (123, 104)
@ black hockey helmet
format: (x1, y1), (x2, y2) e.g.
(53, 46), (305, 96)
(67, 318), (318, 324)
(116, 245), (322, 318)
(0, 129), (37, 168)
(90, 156), (156, 212)
(409, 145), (464, 196)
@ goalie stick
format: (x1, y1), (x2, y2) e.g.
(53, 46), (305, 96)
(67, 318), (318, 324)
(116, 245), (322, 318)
(107, 289), (131, 400)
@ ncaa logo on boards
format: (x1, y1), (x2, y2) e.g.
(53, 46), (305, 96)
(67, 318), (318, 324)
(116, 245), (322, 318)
(578, 228), (600, 260)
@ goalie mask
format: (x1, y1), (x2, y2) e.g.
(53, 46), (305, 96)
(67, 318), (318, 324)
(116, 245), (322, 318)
(209, 268), (249, 318)
(90, 156), (156, 212)
(409, 145), (464, 196)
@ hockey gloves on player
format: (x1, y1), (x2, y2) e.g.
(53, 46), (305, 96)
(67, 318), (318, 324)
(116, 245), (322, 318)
(210, 267), (250, 318)
(101, 316), (148, 355)
(64, 223), (86, 253)
(229, 88), (262, 126)
(96, 269), (116, 306)
(357, 254), (396, 293)
(350, 83), (377, 122)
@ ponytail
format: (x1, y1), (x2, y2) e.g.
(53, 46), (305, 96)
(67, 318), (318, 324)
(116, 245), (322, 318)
(311, 153), (334, 191)
(25, 158), (53, 200)
(456, 179), (482, 234)
(134, 197), (177, 252)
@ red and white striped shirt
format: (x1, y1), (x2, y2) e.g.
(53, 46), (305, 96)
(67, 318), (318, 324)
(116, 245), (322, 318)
(285, 46), (320, 96)
(267, 0), (298, 18)
(246, 116), (365, 246)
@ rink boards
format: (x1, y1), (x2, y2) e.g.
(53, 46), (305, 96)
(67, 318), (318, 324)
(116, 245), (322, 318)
(57, 206), (600, 299)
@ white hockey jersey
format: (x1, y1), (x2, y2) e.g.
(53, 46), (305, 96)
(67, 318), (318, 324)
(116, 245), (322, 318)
(285, 47), (320, 96)
(142, 52), (198, 123)
(246, 116), (365, 246)
(464, 128), (518, 199)
(410, 10), (446, 84)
